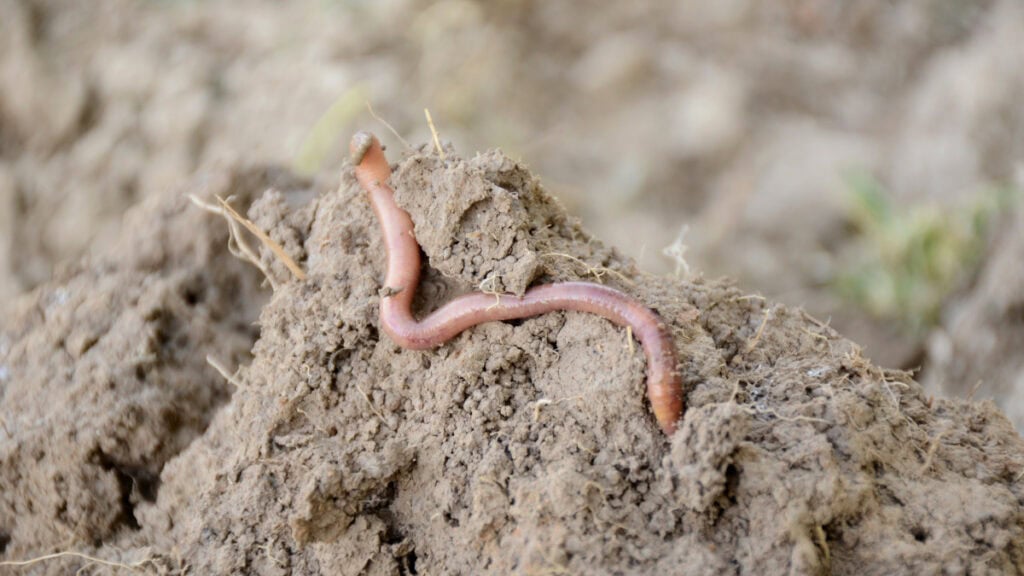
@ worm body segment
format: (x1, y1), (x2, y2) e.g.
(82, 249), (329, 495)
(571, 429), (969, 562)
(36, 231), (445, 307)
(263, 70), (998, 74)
(350, 132), (684, 435)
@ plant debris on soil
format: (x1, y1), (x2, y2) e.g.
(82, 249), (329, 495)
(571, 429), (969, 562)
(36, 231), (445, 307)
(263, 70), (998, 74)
(1, 143), (1023, 575)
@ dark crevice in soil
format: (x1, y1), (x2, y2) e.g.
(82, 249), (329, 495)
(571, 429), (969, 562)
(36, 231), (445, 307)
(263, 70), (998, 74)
(378, 510), (405, 547)
(94, 450), (161, 532)
(364, 482), (419, 574)
(723, 463), (741, 506)
(401, 551), (418, 575)
(911, 525), (930, 542)
(0, 530), (10, 555)
(364, 482), (398, 524)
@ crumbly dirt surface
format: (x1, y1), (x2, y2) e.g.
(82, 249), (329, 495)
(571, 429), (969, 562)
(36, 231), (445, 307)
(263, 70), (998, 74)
(3, 147), (1022, 574)
(0, 165), (299, 567)
(392, 146), (633, 296)
(3, 1), (1024, 571)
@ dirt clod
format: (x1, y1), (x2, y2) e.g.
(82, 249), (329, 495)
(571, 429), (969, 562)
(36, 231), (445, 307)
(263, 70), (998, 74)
(2, 148), (1024, 575)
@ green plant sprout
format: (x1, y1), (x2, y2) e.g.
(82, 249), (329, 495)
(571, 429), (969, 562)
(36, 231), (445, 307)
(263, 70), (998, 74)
(836, 171), (1017, 334)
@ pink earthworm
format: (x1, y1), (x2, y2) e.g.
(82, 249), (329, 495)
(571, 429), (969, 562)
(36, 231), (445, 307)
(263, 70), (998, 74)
(349, 132), (684, 435)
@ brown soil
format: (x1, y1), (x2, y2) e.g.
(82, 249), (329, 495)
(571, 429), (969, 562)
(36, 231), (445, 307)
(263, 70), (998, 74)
(2, 146), (1023, 574)
(0, 165), (295, 564)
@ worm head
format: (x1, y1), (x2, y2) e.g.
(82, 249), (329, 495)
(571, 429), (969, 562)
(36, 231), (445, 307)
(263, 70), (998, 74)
(350, 131), (376, 165)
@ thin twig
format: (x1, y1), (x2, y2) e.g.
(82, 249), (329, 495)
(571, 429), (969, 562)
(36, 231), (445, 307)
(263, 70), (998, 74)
(366, 101), (411, 149)
(355, 384), (390, 428)
(918, 428), (949, 474)
(801, 327), (829, 342)
(801, 327), (833, 353)
(728, 379), (742, 404)
(0, 551), (155, 571)
(966, 379), (984, 401)
(814, 525), (831, 566)
(532, 396), (584, 422)
(189, 194), (279, 290)
(215, 197), (307, 281)
(745, 308), (772, 353)
(881, 380), (901, 410)
(424, 108), (446, 160)
(741, 405), (830, 424)
(206, 355), (245, 389)
(541, 252), (634, 285)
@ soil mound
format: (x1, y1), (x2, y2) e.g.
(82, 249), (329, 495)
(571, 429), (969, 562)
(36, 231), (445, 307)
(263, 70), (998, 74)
(2, 145), (1023, 574)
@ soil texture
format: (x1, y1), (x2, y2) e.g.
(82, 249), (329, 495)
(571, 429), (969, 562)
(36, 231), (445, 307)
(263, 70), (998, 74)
(2, 146), (1022, 574)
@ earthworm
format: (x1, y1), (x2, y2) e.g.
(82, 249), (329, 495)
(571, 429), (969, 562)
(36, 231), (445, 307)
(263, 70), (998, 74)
(350, 132), (684, 435)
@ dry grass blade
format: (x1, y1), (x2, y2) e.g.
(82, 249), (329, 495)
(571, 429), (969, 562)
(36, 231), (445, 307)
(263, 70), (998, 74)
(215, 196), (307, 281)
(0, 550), (156, 571)
(189, 194), (279, 290)
(814, 524), (831, 566)
(542, 252), (634, 285)
(745, 307), (772, 353)
(424, 108), (446, 160)
(367, 101), (411, 149)
(918, 428), (949, 474)
(206, 355), (245, 389)
(355, 384), (392, 429)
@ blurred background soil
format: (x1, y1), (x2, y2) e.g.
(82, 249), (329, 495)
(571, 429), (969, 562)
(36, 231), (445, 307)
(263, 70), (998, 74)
(1, 0), (1023, 427)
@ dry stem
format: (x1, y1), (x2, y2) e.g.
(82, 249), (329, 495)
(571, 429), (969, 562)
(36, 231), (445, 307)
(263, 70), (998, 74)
(424, 108), (446, 160)
(918, 427), (949, 475)
(0, 550), (157, 572)
(206, 355), (245, 389)
(215, 197), (306, 281)
(366, 101), (411, 149)
(966, 379), (984, 401)
(814, 524), (832, 566)
(189, 195), (279, 290)
(662, 224), (691, 278)
(355, 384), (391, 428)
(532, 395), (584, 421)
(745, 308), (772, 353)
(542, 252), (633, 285)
